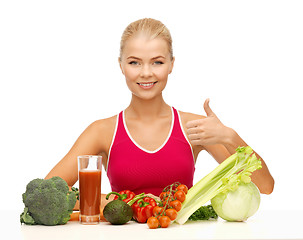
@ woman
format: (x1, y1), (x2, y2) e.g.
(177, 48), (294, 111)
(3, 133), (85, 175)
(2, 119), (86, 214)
(45, 18), (274, 208)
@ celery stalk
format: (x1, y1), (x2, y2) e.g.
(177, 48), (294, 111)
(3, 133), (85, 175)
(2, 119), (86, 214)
(175, 146), (262, 225)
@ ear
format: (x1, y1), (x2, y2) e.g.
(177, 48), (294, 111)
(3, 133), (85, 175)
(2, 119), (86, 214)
(169, 56), (175, 74)
(118, 57), (125, 75)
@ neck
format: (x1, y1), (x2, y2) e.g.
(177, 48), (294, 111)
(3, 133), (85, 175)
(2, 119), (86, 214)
(126, 94), (170, 120)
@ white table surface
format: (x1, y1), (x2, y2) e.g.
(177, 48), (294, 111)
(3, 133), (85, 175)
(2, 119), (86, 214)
(3, 210), (303, 240)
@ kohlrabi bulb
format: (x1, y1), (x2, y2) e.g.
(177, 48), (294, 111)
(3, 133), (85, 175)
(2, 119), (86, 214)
(211, 182), (260, 222)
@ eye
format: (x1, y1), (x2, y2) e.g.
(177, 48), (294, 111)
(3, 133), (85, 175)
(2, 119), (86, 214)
(129, 61), (139, 65)
(154, 61), (164, 65)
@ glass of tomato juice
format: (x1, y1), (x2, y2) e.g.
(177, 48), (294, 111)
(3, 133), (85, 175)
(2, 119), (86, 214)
(78, 155), (102, 224)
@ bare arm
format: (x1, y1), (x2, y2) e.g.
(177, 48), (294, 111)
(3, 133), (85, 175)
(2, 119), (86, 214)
(185, 99), (274, 194)
(203, 131), (274, 194)
(45, 118), (114, 186)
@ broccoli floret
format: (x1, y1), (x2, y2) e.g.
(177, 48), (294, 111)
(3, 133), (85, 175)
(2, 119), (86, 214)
(20, 177), (77, 226)
(20, 207), (35, 225)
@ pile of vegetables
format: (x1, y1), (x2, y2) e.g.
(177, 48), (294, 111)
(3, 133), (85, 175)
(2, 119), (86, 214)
(20, 176), (78, 226)
(175, 146), (262, 224)
(103, 182), (189, 228)
(103, 182), (219, 228)
(147, 182), (188, 228)
(20, 146), (263, 228)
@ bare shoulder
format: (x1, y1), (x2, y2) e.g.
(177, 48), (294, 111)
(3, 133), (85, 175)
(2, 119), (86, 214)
(91, 115), (117, 132)
(178, 110), (206, 123)
(85, 114), (118, 152)
(45, 114), (119, 183)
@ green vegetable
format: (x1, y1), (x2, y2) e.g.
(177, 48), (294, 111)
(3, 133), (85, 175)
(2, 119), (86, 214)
(189, 204), (218, 221)
(20, 176), (77, 226)
(211, 182), (260, 221)
(103, 200), (133, 225)
(71, 186), (79, 200)
(103, 192), (149, 225)
(20, 207), (35, 225)
(103, 192), (140, 225)
(175, 146), (262, 224)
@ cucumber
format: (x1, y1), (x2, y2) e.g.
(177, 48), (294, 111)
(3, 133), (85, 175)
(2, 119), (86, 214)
(103, 200), (133, 225)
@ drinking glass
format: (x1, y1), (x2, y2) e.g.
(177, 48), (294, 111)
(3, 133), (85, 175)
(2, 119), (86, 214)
(78, 155), (102, 224)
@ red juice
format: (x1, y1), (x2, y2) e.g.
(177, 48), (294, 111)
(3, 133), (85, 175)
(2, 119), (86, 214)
(79, 169), (101, 216)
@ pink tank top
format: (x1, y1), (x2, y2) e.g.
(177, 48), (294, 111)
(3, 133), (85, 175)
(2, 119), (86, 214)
(106, 107), (195, 196)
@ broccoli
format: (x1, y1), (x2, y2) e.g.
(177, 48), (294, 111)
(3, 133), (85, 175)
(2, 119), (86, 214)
(20, 176), (77, 226)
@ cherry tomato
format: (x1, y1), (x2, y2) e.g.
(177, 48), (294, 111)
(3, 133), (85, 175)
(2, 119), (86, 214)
(177, 184), (188, 194)
(163, 193), (174, 202)
(147, 217), (159, 229)
(162, 195), (174, 207)
(153, 206), (164, 217)
(174, 190), (186, 203)
(159, 215), (171, 228)
(165, 208), (178, 221)
(169, 200), (182, 212)
(159, 191), (170, 200)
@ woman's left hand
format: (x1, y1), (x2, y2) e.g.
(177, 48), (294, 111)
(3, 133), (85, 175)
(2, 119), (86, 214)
(186, 99), (233, 146)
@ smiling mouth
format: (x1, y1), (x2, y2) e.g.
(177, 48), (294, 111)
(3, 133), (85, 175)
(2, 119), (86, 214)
(137, 81), (158, 87)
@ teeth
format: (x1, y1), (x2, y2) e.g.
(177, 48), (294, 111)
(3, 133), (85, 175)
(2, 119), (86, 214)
(139, 82), (154, 87)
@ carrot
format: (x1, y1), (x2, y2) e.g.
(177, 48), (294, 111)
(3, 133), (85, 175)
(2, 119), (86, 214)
(69, 212), (79, 221)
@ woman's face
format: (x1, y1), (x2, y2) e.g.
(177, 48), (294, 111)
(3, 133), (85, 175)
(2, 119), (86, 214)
(119, 35), (175, 100)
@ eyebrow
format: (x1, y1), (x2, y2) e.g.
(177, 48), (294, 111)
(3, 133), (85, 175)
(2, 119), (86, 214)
(126, 55), (166, 60)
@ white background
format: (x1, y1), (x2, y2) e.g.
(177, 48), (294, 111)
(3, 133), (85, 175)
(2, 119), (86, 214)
(1, 0), (302, 212)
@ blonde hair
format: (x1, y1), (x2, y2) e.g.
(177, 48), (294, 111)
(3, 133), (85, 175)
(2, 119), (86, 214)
(120, 18), (173, 60)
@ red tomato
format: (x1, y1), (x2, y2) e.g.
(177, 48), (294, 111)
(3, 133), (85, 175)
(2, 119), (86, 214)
(159, 191), (170, 200)
(177, 184), (188, 194)
(147, 217), (159, 229)
(169, 200), (182, 212)
(153, 206), (164, 217)
(159, 216), (171, 228)
(165, 208), (178, 221)
(174, 190), (186, 203)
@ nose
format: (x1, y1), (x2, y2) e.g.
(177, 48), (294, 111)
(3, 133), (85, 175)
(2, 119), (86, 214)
(140, 64), (153, 78)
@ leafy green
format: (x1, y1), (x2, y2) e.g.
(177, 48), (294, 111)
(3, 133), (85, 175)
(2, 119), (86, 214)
(71, 187), (79, 200)
(20, 207), (36, 225)
(175, 146), (262, 224)
(189, 204), (218, 221)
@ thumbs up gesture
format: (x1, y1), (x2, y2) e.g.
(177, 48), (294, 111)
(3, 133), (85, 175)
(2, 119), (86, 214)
(186, 99), (230, 146)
